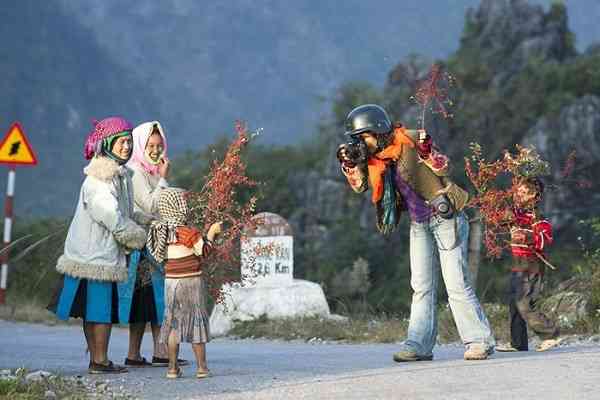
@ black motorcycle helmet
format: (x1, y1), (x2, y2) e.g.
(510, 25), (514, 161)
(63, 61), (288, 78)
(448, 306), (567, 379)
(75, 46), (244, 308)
(344, 104), (393, 137)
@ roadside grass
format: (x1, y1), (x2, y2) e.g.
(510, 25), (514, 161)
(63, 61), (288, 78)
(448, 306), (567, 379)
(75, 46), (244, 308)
(0, 368), (88, 400)
(228, 305), (509, 344)
(230, 313), (409, 343)
(0, 301), (62, 326)
(229, 303), (593, 344)
(2, 298), (597, 345)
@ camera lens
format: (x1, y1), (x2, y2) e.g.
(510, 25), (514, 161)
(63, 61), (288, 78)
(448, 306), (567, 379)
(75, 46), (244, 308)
(438, 203), (449, 213)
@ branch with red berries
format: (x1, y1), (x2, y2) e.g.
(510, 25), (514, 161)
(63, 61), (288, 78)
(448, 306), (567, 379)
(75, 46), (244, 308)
(186, 121), (261, 303)
(465, 143), (550, 258)
(411, 64), (455, 130)
(466, 144), (593, 259)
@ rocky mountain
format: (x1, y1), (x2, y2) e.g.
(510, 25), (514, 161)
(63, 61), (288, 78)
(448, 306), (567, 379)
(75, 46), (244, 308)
(278, 0), (600, 302)
(54, 0), (600, 147)
(525, 94), (600, 228)
(5, 0), (484, 216)
(0, 0), (597, 219)
(56, 0), (600, 149)
(56, 0), (487, 150)
(461, 0), (576, 83)
(383, 0), (576, 150)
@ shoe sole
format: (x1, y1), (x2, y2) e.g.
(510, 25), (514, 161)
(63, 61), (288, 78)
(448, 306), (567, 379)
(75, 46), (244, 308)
(152, 360), (190, 367)
(153, 362), (190, 367)
(88, 369), (128, 374)
(166, 368), (183, 379)
(393, 355), (433, 362)
(536, 341), (562, 352)
(464, 355), (489, 360)
(152, 363), (169, 367)
(464, 350), (493, 360)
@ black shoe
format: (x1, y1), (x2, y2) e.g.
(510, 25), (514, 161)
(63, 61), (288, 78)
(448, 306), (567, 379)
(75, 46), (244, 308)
(89, 361), (128, 374)
(124, 357), (152, 367)
(152, 356), (190, 367)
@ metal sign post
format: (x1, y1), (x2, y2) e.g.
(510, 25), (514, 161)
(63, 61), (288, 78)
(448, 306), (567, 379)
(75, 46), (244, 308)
(0, 122), (38, 304)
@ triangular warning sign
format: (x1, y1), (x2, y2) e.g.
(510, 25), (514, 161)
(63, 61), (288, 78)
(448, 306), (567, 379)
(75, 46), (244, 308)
(0, 122), (38, 166)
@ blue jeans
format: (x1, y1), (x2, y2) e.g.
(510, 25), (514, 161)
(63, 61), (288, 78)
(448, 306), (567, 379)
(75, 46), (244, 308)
(404, 212), (495, 355)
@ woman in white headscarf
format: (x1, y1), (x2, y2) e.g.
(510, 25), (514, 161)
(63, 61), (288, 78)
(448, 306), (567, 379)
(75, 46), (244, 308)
(118, 121), (187, 367)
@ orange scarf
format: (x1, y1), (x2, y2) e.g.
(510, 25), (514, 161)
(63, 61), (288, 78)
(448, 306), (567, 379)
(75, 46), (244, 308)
(176, 226), (202, 248)
(367, 127), (415, 204)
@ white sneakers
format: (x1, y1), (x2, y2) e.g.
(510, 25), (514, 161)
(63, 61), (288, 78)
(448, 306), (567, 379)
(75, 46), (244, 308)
(536, 338), (563, 352)
(494, 338), (563, 353)
(464, 343), (493, 360)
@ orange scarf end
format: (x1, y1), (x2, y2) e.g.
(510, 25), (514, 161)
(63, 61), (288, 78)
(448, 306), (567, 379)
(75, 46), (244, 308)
(368, 127), (414, 203)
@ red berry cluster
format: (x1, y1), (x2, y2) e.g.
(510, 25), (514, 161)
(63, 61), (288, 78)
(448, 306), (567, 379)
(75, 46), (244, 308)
(411, 64), (455, 129)
(186, 121), (260, 304)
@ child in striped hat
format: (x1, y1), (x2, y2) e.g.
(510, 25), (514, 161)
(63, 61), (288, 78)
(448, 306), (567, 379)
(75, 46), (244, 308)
(147, 188), (222, 379)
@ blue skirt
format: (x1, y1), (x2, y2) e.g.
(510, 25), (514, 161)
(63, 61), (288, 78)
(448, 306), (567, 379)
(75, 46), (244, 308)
(117, 248), (165, 325)
(50, 275), (119, 323)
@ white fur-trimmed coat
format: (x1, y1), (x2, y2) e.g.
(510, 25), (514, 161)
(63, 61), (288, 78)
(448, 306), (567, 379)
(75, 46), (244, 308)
(56, 156), (148, 282)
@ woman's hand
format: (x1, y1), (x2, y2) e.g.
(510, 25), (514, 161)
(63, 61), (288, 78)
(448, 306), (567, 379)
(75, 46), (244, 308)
(207, 221), (223, 242)
(336, 144), (355, 167)
(416, 129), (432, 158)
(158, 157), (170, 178)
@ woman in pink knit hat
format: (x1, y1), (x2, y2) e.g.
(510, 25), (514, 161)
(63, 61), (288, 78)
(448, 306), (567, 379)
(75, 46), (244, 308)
(49, 117), (149, 374)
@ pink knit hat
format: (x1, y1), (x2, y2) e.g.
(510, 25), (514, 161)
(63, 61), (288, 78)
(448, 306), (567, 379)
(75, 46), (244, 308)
(84, 117), (134, 160)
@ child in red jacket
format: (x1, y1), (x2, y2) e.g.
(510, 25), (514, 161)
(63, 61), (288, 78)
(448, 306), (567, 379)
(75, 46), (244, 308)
(497, 177), (561, 352)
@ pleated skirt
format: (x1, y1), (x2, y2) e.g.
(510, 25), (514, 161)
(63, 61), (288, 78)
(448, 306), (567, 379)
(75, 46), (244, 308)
(159, 276), (210, 344)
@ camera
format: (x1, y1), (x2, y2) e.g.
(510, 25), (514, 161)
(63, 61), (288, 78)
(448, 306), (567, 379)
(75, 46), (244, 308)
(429, 194), (454, 219)
(340, 137), (369, 166)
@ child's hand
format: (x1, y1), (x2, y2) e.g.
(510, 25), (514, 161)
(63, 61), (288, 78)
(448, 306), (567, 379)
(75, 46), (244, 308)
(207, 221), (223, 242)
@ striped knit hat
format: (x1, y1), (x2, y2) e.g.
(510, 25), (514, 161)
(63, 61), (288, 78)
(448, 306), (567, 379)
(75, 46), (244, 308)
(84, 117), (134, 160)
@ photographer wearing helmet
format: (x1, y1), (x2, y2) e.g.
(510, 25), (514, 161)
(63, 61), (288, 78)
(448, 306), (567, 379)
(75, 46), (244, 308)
(337, 104), (495, 361)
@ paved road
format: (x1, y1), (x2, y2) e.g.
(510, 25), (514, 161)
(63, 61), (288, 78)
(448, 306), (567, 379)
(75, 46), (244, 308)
(1, 320), (599, 399)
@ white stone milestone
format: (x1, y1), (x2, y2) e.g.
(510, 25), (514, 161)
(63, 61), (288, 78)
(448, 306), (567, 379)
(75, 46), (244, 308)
(210, 212), (331, 336)
(241, 235), (293, 287)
